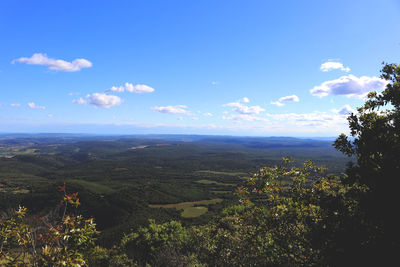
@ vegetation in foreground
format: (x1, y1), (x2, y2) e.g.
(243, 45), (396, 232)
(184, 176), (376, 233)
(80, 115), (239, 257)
(0, 130), (347, 246)
(1, 63), (400, 266)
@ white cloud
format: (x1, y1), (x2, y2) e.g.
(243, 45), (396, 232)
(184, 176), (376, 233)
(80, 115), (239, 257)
(191, 117), (199, 120)
(279, 95), (299, 102)
(266, 110), (349, 130)
(132, 84), (155, 93)
(320, 61), (350, 72)
(152, 105), (188, 114)
(107, 86), (124, 93)
(271, 94), (300, 107)
(10, 103), (21, 107)
(47, 114), (53, 118)
(86, 93), (121, 108)
(72, 97), (87, 105)
(203, 112), (213, 117)
(270, 101), (284, 107)
(211, 81), (220, 85)
(223, 101), (265, 115)
(106, 83), (155, 93)
(310, 75), (388, 98)
(13, 53), (92, 72)
(242, 97), (250, 103)
(28, 102), (45, 110)
(222, 114), (269, 122)
(268, 112), (333, 122)
(332, 104), (355, 115)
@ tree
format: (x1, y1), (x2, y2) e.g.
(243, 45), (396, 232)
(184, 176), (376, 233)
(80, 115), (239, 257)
(334, 63), (400, 263)
(121, 159), (355, 266)
(120, 219), (195, 266)
(0, 184), (99, 266)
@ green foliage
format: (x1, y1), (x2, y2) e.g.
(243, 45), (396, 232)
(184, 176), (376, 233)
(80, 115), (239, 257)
(0, 206), (31, 266)
(334, 63), (400, 185)
(333, 62), (400, 263)
(189, 160), (341, 266)
(86, 246), (135, 267)
(121, 219), (191, 265)
(1, 135), (349, 246)
(0, 159), (357, 266)
(118, 159), (356, 266)
(0, 185), (99, 266)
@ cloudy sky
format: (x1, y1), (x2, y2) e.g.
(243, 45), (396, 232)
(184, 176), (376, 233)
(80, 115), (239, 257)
(1, 0), (400, 136)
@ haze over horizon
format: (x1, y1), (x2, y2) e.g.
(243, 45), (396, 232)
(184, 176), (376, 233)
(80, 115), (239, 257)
(1, 0), (400, 136)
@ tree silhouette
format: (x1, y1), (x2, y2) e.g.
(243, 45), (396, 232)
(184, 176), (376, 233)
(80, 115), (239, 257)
(334, 62), (400, 264)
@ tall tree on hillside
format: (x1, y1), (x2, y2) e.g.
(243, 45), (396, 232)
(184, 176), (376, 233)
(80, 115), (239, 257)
(334, 63), (400, 263)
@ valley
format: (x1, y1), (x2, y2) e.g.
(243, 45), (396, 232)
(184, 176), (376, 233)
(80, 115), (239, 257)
(0, 134), (351, 246)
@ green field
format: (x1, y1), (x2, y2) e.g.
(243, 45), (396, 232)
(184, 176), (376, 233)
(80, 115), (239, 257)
(195, 179), (237, 186)
(149, 198), (223, 209)
(12, 189), (30, 194)
(181, 206), (208, 218)
(194, 170), (248, 176)
(149, 198), (223, 218)
(66, 179), (116, 194)
(211, 190), (232, 194)
(0, 147), (37, 157)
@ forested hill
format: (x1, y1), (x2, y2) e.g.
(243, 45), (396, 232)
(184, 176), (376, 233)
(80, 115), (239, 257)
(0, 134), (349, 246)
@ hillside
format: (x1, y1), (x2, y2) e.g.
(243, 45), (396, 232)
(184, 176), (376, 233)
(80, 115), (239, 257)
(0, 134), (350, 246)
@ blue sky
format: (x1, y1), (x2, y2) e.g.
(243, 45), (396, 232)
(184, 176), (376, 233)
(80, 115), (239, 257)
(1, 0), (399, 136)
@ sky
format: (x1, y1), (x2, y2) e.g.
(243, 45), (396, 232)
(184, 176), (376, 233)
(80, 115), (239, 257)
(1, 0), (400, 136)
